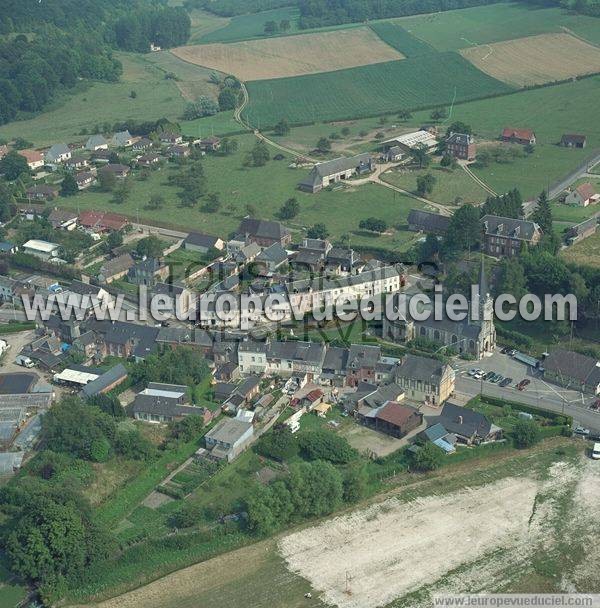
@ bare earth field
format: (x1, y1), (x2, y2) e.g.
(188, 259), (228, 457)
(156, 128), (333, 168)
(171, 28), (404, 80)
(460, 33), (600, 87)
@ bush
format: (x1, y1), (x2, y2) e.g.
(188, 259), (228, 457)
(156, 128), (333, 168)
(512, 419), (540, 448)
(298, 429), (357, 464)
(409, 442), (443, 471)
(255, 425), (298, 462)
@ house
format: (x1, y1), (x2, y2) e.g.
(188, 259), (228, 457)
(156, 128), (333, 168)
(383, 145), (404, 162)
(112, 130), (133, 148)
(131, 382), (212, 424)
(22, 239), (61, 261)
(199, 136), (221, 152)
(61, 281), (114, 313)
(233, 376), (260, 402)
(87, 319), (159, 361)
(72, 331), (97, 359)
(75, 171), (96, 190)
(357, 400), (422, 439)
(214, 362), (241, 383)
(407, 209), (451, 234)
(22, 334), (65, 369)
(159, 132), (183, 145)
(45, 143), (71, 164)
(204, 418), (254, 462)
(292, 238), (332, 272)
(137, 153), (161, 168)
(566, 217), (598, 245)
(238, 218), (292, 247)
(346, 344), (380, 387)
(184, 232), (224, 254)
(97, 253), (135, 283)
(325, 247), (361, 274)
(254, 243), (288, 275)
(91, 149), (111, 163)
(481, 215), (542, 257)
(561, 134), (586, 149)
(79, 210), (128, 232)
(543, 349), (600, 394)
(0, 243), (16, 256)
(430, 402), (502, 445)
(167, 144), (191, 158)
(48, 208), (78, 230)
(383, 130), (437, 152)
(298, 153), (374, 193)
(418, 422), (456, 454)
(99, 163), (130, 178)
(18, 149), (44, 171)
(64, 156), (88, 171)
(565, 183), (599, 207)
(394, 353), (455, 406)
(501, 127), (536, 145)
(321, 346), (349, 386)
(446, 132), (476, 160)
(86, 134), (109, 151)
(127, 258), (169, 286)
(132, 138), (153, 152)
(151, 282), (195, 318)
(78, 364), (128, 399)
(0, 145), (8, 160)
(25, 185), (58, 202)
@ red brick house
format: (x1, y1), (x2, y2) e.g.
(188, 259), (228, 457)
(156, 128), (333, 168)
(446, 132), (476, 160)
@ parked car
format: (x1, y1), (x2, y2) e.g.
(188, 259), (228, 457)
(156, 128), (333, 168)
(473, 371), (484, 380)
(516, 379), (530, 391)
(468, 369), (478, 377)
(484, 371), (495, 381)
(508, 350), (517, 357)
(491, 374), (504, 384)
(499, 377), (513, 387)
(574, 426), (591, 437)
(592, 443), (600, 460)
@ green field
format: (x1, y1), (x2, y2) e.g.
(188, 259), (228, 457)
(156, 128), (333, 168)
(243, 53), (514, 127)
(382, 164), (490, 205)
(56, 134), (424, 251)
(397, 3), (600, 51)
(198, 7), (301, 43)
(369, 22), (436, 56)
(187, 9), (230, 44)
(180, 110), (245, 138)
(562, 227), (600, 268)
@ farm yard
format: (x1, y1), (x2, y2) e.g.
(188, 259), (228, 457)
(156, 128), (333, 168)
(460, 33), (600, 87)
(171, 28), (404, 81)
(79, 440), (600, 608)
(242, 53), (513, 127)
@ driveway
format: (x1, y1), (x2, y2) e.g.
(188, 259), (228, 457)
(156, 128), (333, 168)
(453, 350), (600, 431)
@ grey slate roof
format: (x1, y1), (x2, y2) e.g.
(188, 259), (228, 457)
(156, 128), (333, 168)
(347, 344), (380, 370)
(185, 232), (221, 249)
(407, 209), (451, 233)
(86, 134), (108, 149)
(238, 218), (290, 241)
(543, 349), (600, 387)
(322, 346), (349, 374)
(481, 215), (540, 241)
(446, 132), (473, 146)
(79, 364), (128, 398)
(46, 143), (70, 161)
(433, 403), (492, 440)
(395, 354), (448, 383)
(205, 418), (252, 444)
(314, 153), (372, 178)
(256, 243), (288, 265)
(0, 373), (38, 394)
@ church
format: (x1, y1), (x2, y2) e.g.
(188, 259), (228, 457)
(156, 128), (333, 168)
(382, 260), (496, 360)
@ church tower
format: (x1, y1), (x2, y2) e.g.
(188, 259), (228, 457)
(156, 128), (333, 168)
(477, 255), (496, 356)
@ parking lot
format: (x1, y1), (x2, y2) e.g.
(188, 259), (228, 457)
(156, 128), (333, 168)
(454, 350), (600, 431)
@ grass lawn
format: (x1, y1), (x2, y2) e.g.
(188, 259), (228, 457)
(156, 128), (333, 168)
(562, 228), (600, 268)
(56, 134), (424, 251)
(180, 110), (244, 138)
(381, 163), (489, 205)
(396, 3), (600, 51)
(187, 9), (230, 44)
(551, 176), (600, 223)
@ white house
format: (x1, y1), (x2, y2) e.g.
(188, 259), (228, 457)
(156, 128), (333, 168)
(565, 183), (599, 207)
(22, 240), (61, 261)
(45, 143), (71, 164)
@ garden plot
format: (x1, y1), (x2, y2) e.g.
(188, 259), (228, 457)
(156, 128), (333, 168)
(460, 33), (600, 87)
(171, 28), (403, 80)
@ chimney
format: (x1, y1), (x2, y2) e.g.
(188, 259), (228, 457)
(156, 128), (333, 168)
(457, 415), (463, 424)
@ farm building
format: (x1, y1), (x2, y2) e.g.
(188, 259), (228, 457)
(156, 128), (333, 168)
(18, 149), (44, 170)
(481, 215), (542, 257)
(501, 127), (536, 145)
(78, 363), (128, 398)
(407, 209), (451, 234)
(22, 239), (61, 261)
(298, 153), (374, 193)
(564, 183), (599, 207)
(543, 349), (600, 394)
(446, 132), (476, 160)
(565, 217), (598, 245)
(184, 232), (224, 254)
(357, 400), (422, 439)
(383, 145), (404, 162)
(383, 130), (437, 152)
(560, 134), (586, 148)
(238, 218), (291, 247)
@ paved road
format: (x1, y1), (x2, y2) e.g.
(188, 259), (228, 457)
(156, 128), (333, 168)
(454, 351), (600, 431)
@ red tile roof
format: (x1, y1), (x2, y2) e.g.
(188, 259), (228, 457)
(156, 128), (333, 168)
(576, 183), (597, 202)
(502, 127), (534, 140)
(305, 389), (324, 402)
(18, 149), (44, 164)
(376, 401), (419, 428)
(79, 210), (128, 231)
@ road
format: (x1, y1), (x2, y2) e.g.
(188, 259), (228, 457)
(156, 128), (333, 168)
(454, 351), (600, 431)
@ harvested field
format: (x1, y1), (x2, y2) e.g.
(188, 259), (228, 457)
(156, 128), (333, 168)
(460, 33), (600, 87)
(171, 28), (403, 80)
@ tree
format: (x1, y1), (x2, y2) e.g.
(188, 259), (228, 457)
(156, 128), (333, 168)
(440, 153), (457, 170)
(531, 190), (552, 235)
(307, 223), (329, 239)
(87, 393), (124, 418)
(60, 174), (78, 196)
(418, 233), (441, 263)
(0, 151), (29, 180)
(274, 118), (290, 136)
(264, 20), (278, 34)
(445, 121), (471, 137)
(342, 463), (369, 502)
(430, 107), (448, 121)
(111, 179), (131, 204)
(341, 126), (351, 137)
(279, 197), (300, 219)
(135, 235), (163, 258)
(496, 257), (527, 301)
(220, 137), (238, 155)
(416, 173), (436, 196)
(98, 169), (116, 192)
(410, 442), (443, 471)
(218, 87), (238, 111)
(297, 429), (357, 464)
(397, 109), (412, 121)
(250, 141), (270, 167)
(513, 419), (540, 448)
(203, 192), (221, 213)
(359, 217), (387, 233)
(147, 194), (165, 210)
(105, 230), (123, 251)
(443, 203), (481, 255)
(255, 425), (298, 461)
(410, 143), (431, 169)
(280, 19), (291, 32)
(316, 137), (331, 152)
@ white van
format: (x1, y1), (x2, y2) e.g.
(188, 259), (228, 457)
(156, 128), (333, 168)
(592, 443), (600, 460)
